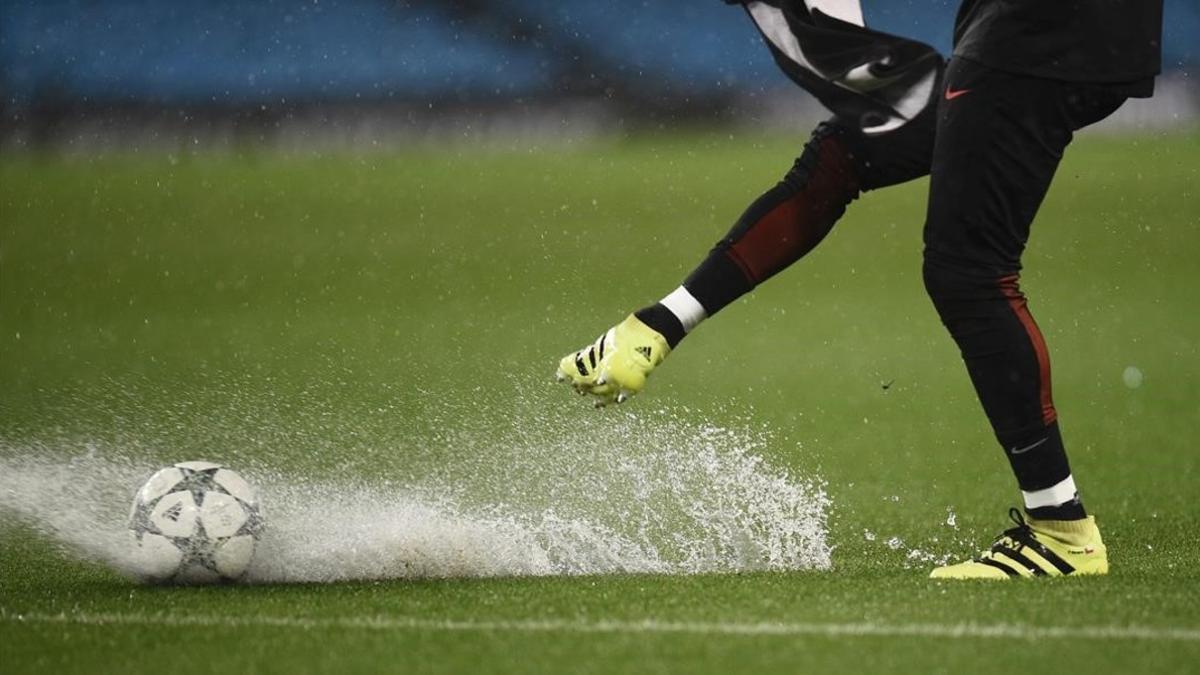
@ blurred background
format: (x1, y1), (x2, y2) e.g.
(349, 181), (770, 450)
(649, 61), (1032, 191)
(2, 0), (1198, 152)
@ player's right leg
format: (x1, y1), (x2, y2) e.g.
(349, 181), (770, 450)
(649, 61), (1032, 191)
(920, 57), (1126, 579)
(557, 106), (937, 405)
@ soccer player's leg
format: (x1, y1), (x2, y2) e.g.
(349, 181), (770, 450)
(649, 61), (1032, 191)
(921, 57), (1125, 579)
(557, 109), (937, 405)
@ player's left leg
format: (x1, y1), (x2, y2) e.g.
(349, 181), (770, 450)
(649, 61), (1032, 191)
(921, 57), (1127, 579)
(557, 106), (938, 405)
(653, 108), (939, 344)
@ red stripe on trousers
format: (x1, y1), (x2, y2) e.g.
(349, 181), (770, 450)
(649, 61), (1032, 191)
(725, 135), (857, 283)
(998, 274), (1057, 425)
(726, 197), (804, 282)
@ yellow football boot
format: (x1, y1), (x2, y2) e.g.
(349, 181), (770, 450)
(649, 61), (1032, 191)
(930, 508), (1108, 580)
(556, 315), (670, 406)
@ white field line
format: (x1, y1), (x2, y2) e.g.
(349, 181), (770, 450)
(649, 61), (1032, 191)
(2, 610), (1199, 643)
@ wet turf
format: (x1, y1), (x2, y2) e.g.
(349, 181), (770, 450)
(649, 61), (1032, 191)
(2, 130), (1198, 673)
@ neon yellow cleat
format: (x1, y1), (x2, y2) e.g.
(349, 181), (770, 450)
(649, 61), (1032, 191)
(556, 315), (670, 406)
(930, 508), (1108, 580)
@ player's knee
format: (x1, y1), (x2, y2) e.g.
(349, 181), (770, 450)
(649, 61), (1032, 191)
(921, 256), (985, 315)
(921, 256), (951, 307)
(780, 122), (862, 200)
(712, 122), (863, 282)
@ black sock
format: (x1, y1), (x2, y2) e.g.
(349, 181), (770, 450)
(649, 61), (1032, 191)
(1026, 500), (1086, 521)
(634, 303), (686, 349)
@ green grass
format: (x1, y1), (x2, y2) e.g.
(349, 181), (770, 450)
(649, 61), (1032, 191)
(2, 129), (1200, 673)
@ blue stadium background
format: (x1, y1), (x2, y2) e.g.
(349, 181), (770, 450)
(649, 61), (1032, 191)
(2, 0), (1196, 109)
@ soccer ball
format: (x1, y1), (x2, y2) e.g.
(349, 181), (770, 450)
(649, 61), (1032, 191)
(128, 461), (264, 583)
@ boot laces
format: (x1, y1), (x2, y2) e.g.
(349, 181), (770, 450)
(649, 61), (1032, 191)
(975, 507), (1032, 562)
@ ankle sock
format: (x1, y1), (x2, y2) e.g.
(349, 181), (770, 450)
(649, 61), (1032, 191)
(634, 286), (707, 349)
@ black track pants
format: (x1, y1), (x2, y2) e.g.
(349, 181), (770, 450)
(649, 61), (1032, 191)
(922, 57), (1125, 504)
(680, 101), (940, 317)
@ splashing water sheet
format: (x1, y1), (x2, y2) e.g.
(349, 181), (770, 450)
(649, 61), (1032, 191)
(0, 408), (832, 584)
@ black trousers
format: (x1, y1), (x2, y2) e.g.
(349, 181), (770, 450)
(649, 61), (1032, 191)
(683, 56), (1126, 509)
(920, 57), (1125, 500)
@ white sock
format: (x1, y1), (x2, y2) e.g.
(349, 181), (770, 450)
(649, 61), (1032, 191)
(1022, 474), (1078, 511)
(660, 286), (707, 334)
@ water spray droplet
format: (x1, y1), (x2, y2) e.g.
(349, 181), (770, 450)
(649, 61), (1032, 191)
(1122, 366), (1143, 389)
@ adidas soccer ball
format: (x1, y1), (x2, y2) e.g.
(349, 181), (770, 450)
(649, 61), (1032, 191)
(128, 461), (264, 583)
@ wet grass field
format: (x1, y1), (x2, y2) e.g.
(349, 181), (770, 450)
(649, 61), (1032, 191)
(2, 129), (1198, 672)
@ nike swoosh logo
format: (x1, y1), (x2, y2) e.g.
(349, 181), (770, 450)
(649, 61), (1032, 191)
(1009, 437), (1048, 455)
(944, 86), (971, 100)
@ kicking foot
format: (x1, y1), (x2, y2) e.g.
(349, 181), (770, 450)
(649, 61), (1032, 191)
(556, 315), (670, 407)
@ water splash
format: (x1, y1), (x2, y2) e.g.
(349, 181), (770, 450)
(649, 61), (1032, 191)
(0, 412), (831, 583)
(945, 507), (958, 529)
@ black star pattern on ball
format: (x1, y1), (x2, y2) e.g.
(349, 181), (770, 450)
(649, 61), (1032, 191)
(129, 497), (162, 539)
(169, 520), (222, 574)
(237, 503), (266, 539)
(173, 466), (230, 507)
(129, 464), (263, 582)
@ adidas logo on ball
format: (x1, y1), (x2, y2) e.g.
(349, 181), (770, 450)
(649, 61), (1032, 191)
(162, 502), (183, 522)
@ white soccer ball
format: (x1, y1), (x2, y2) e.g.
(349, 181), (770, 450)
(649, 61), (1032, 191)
(128, 461), (264, 584)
